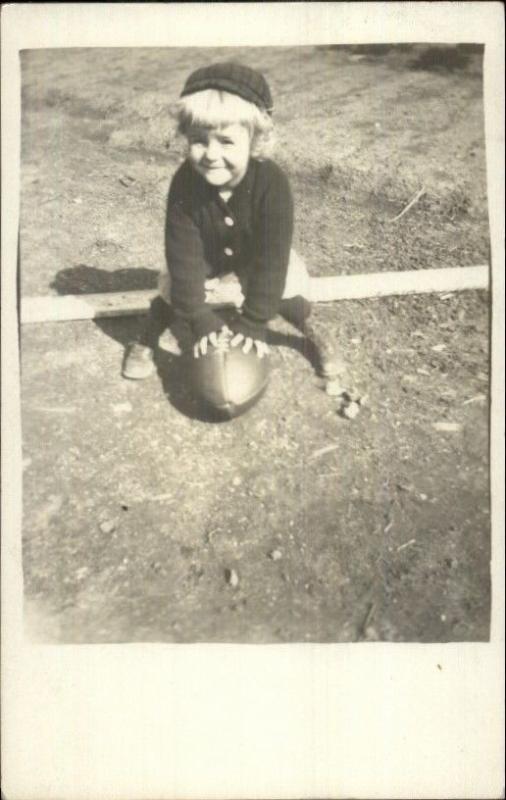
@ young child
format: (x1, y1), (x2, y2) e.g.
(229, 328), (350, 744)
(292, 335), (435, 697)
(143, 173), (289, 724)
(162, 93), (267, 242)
(122, 61), (340, 381)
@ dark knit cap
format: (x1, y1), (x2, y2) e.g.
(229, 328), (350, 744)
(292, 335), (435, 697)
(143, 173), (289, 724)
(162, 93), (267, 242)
(180, 62), (273, 114)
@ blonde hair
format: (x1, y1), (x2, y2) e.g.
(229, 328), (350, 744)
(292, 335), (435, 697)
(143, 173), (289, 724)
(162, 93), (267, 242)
(172, 89), (275, 158)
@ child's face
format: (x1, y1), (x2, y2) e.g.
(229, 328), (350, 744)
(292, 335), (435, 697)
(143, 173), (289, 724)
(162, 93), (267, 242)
(186, 123), (252, 190)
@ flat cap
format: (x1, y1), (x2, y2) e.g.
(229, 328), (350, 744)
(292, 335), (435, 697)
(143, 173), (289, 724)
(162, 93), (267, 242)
(181, 62), (273, 114)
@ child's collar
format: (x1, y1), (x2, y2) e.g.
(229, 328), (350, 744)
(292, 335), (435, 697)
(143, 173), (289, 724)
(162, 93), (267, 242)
(218, 188), (233, 202)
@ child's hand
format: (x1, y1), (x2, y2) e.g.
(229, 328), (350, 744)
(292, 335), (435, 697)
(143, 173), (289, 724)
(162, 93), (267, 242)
(193, 326), (232, 358)
(230, 333), (269, 358)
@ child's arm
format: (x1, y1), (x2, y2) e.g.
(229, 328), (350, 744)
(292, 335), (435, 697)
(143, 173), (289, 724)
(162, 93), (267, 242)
(229, 162), (294, 347)
(165, 169), (226, 342)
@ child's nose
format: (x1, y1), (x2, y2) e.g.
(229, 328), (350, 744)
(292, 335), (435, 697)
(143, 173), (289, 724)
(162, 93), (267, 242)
(205, 140), (221, 161)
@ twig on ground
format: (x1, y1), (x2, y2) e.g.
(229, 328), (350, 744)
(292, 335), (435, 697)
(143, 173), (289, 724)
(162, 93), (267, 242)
(389, 187), (426, 223)
(142, 493), (175, 503)
(206, 528), (221, 544)
(309, 442), (340, 460)
(343, 242), (365, 250)
(462, 394), (487, 406)
(363, 601), (376, 628)
(40, 194), (64, 206)
(397, 538), (417, 552)
(433, 421), (462, 432)
(355, 601), (377, 641)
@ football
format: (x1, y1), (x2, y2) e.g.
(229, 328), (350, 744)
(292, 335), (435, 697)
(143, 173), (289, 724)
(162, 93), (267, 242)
(189, 342), (270, 419)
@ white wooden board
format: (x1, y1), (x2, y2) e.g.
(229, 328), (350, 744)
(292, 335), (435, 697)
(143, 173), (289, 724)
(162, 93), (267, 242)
(20, 265), (489, 324)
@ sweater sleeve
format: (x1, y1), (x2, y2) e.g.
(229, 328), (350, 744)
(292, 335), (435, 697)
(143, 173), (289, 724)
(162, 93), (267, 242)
(230, 162), (294, 342)
(165, 168), (225, 340)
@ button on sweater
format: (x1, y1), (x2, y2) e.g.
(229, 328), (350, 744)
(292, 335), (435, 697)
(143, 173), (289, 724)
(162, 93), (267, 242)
(164, 157), (294, 342)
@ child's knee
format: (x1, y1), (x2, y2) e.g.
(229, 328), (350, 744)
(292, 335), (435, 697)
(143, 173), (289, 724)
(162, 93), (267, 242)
(279, 295), (312, 327)
(150, 294), (173, 321)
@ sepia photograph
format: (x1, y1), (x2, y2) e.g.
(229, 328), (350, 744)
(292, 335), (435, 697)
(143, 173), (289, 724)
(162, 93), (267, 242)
(19, 42), (492, 645)
(2, 4), (504, 799)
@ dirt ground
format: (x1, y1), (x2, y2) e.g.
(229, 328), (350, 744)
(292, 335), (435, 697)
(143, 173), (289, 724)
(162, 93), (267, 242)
(20, 45), (491, 643)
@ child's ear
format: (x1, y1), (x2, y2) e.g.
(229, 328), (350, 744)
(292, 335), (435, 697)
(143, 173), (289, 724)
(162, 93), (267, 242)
(244, 124), (254, 145)
(249, 129), (259, 156)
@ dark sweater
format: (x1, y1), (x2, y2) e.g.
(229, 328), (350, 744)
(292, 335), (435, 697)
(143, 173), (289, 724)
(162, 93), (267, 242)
(164, 157), (294, 342)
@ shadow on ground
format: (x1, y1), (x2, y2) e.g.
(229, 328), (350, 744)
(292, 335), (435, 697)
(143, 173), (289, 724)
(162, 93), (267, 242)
(50, 264), (160, 294)
(50, 265), (313, 422)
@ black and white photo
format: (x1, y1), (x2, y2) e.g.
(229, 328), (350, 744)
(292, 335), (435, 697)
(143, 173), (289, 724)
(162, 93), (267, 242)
(2, 4), (504, 799)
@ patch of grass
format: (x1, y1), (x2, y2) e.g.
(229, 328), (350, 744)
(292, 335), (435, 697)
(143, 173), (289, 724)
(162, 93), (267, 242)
(316, 44), (413, 56)
(350, 44), (401, 57)
(41, 87), (123, 119)
(409, 46), (473, 73)
(287, 157), (475, 222)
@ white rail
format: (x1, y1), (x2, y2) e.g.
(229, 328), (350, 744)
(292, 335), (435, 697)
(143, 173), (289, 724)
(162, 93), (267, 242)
(20, 265), (489, 324)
